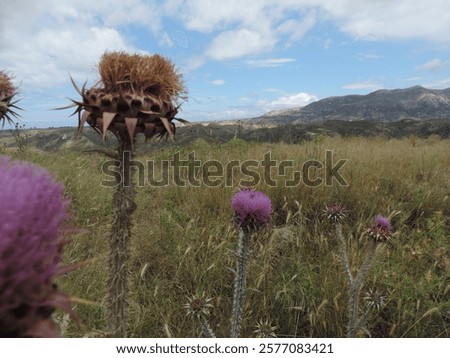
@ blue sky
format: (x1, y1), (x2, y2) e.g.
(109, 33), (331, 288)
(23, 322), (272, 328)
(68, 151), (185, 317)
(1, 0), (450, 128)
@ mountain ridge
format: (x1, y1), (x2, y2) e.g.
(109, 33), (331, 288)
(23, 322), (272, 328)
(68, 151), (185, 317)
(250, 85), (450, 124)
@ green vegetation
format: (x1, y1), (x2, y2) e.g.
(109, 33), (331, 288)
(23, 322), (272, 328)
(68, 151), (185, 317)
(4, 135), (449, 337)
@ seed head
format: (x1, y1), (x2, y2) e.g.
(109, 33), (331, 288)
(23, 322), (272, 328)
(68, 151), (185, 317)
(363, 287), (387, 311)
(324, 203), (347, 223)
(253, 319), (278, 338)
(184, 294), (213, 318)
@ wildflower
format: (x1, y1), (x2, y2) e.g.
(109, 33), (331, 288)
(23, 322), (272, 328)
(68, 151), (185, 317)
(367, 215), (392, 242)
(324, 203), (347, 222)
(231, 189), (272, 232)
(0, 157), (70, 337)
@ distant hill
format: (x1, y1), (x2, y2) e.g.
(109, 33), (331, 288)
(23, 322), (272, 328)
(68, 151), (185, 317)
(2, 86), (450, 151)
(1, 118), (449, 153)
(250, 86), (450, 124)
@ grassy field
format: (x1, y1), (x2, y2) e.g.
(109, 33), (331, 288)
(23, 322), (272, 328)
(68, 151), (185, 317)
(2, 135), (449, 337)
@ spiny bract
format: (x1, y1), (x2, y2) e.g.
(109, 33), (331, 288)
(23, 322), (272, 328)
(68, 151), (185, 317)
(0, 71), (20, 127)
(65, 51), (188, 145)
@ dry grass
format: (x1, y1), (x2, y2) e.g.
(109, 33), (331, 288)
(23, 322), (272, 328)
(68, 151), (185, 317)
(98, 51), (185, 99)
(8, 135), (450, 337)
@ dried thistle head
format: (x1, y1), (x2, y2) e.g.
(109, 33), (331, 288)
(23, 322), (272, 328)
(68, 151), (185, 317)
(0, 71), (21, 127)
(184, 294), (213, 319)
(253, 318), (278, 338)
(363, 287), (387, 311)
(63, 51), (188, 146)
(324, 203), (347, 223)
(98, 51), (185, 98)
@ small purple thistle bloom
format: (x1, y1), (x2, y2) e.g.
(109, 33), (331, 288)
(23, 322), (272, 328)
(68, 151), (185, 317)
(0, 157), (70, 337)
(374, 215), (392, 231)
(368, 215), (392, 243)
(231, 189), (272, 231)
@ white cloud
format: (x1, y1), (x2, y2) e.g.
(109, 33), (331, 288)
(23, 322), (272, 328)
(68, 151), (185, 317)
(210, 79), (225, 86)
(245, 58), (296, 68)
(416, 59), (450, 71)
(318, 0), (450, 43)
(259, 92), (318, 110)
(423, 78), (450, 89)
(276, 10), (317, 46)
(180, 0), (270, 33)
(0, 1), (145, 89)
(177, 0), (450, 65)
(342, 82), (384, 91)
(206, 28), (276, 60)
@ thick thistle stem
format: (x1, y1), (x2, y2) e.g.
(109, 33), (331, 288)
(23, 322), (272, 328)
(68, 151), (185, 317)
(230, 229), (251, 338)
(347, 239), (377, 338)
(200, 316), (216, 338)
(335, 223), (353, 286)
(107, 141), (136, 337)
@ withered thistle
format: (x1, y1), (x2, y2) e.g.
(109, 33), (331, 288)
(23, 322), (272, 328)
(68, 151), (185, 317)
(184, 294), (215, 338)
(0, 157), (71, 337)
(62, 51), (187, 337)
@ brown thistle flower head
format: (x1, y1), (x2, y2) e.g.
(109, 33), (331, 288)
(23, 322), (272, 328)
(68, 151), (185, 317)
(0, 157), (72, 337)
(324, 203), (347, 223)
(184, 295), (213, 319)
(253, 319), (278, 338)
(64, 51), (187, 146)
(0, 71), (21, 127)
(363, 287), (387, 311)
(367, 215), (392, 243)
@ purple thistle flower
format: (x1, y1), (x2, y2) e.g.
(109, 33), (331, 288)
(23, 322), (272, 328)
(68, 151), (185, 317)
(0, 156), (70, 337)
(368, 215), (392, 243)
(374, 215), (392, 231)
(231, 189), (272, 231)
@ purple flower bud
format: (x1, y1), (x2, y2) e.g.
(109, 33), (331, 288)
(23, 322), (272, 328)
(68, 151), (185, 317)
(0, 157), (70, 337)
(231, 189), (272, 231)
(368, 215), (392, 243)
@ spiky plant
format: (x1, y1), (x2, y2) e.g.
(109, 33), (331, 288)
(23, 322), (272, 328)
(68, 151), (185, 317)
(63, 51), (187, 337)
(230, 189), (272, 338)
(67, 51), (187, 145)
(0, 71), (21, 127)
(327, 207), (393, 337)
